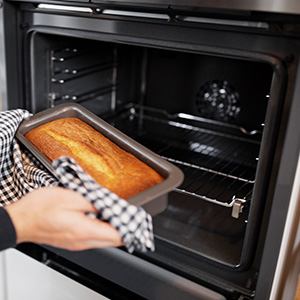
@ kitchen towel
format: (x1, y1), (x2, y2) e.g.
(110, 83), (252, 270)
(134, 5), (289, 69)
(0, 109), (154, 252)
(54, 156), (154, 253)
(0, 109), (56, 206)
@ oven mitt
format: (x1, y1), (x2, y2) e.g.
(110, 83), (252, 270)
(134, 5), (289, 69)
(0, 109), (155, 253)
(53, 156), (155, 253)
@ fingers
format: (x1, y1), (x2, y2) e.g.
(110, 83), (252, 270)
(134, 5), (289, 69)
(51, 187), (100, 214)
(17, 187), (124, 250)
(56, 188), (124, 246)
(41, 219), (124, 251)
(24, 186), (99, 214)
(82, 216), (123, 242)
(69, 213), (124, 248)
(67, 222), (124, 251)
(6, 186), (125, 251)
(39, 187), (98, 212)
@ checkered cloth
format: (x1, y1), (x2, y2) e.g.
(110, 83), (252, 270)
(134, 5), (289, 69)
(0, 109), (56, 205)
(54, 157), (154, 253)
(0, 109), (155, 253)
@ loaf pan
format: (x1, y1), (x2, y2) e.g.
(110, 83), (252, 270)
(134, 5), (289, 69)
(16, 103), (184, 216)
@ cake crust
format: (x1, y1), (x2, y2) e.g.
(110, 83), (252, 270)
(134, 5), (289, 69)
(25, 117), (164, 199)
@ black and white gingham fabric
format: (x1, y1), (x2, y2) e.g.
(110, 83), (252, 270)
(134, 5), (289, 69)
(0, 109), (56, 206)
(0, 109), (155, 253)
(53, 157), (154, 253)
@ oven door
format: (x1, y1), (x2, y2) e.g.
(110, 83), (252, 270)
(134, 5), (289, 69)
(17, 243), (227, 300)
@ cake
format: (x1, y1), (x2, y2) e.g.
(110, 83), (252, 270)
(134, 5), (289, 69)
(24, 117), (164, 199)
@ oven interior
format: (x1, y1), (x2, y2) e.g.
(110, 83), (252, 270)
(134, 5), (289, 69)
(28, 32), (275, 270)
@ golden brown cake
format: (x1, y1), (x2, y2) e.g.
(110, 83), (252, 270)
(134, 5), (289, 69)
(25, 117), (164, 199)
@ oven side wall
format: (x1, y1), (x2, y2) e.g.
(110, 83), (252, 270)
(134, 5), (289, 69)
(0, 1), (8, 110)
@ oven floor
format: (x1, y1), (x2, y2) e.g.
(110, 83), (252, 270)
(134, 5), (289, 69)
(153, 191), (247, 266)
(103, 104), (258, 266)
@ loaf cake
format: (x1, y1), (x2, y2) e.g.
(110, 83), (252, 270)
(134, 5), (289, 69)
(25, 117), (164, 199)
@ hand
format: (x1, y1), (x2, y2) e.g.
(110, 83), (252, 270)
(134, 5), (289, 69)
(5, 187), (124, 251)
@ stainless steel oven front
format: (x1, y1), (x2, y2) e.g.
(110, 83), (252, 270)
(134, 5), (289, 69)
(1, 1), (300, 299)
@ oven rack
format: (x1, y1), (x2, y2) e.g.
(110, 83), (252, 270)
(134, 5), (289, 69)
(104, 104), (260, 218)
(49, 46), (118, 106)
(53, 84), (117, 104)
(163, 157), (250, 219)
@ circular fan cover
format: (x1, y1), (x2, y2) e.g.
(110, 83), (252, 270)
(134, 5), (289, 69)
(196, 80), (241, 123)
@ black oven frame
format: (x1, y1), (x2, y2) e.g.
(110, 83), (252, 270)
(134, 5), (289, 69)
(1, 1), (300, 299)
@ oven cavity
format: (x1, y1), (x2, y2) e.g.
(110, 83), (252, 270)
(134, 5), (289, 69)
(29, 32), (274, 267)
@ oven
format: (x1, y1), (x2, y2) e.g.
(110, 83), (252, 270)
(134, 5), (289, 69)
(1, 1), (300, 299)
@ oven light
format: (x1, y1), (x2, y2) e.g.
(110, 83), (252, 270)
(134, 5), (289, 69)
(37, 4), (93, 14)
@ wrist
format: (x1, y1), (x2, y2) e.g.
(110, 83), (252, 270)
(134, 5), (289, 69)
(5, 201), (31, 244)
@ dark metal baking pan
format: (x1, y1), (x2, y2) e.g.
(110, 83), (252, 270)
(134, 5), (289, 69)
(16, 103), (184, 216)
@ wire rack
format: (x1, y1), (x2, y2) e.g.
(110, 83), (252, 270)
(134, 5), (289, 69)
(106, 104), (261, 218)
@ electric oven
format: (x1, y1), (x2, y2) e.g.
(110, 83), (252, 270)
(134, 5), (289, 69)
(1, 1), (300, 299)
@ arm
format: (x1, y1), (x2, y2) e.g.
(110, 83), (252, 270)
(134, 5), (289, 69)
(4, 187), (124, 251)
(0, 208), (17, 251)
